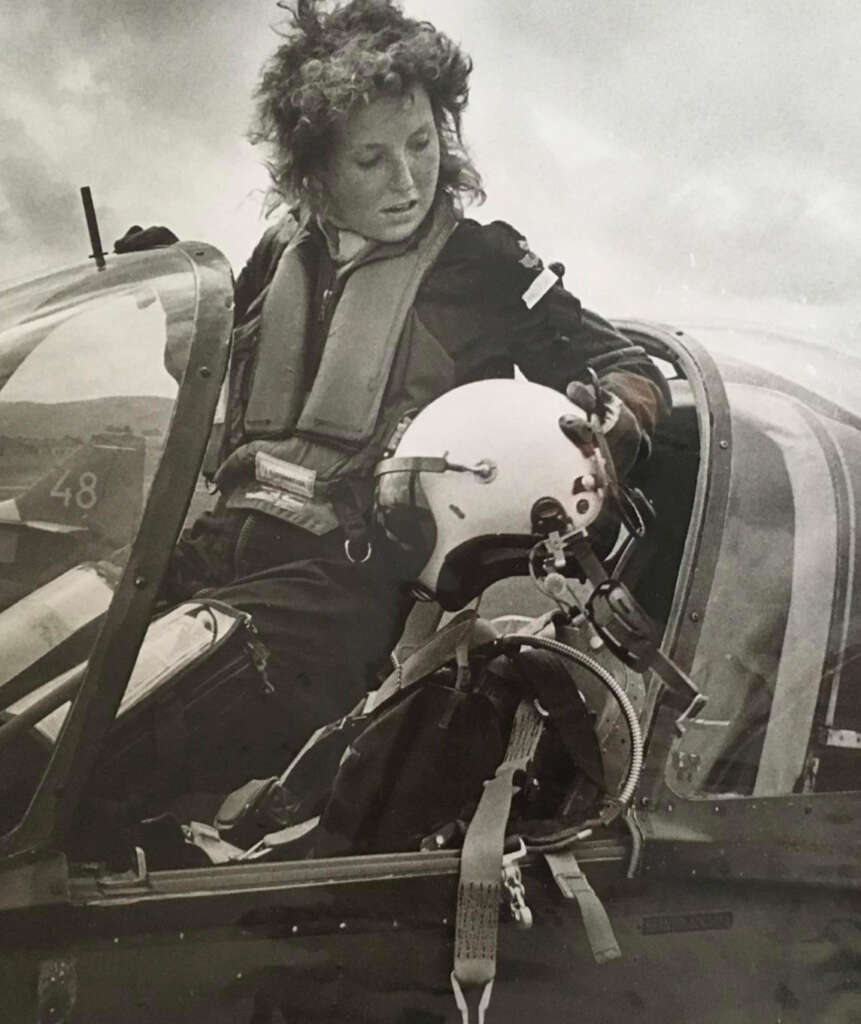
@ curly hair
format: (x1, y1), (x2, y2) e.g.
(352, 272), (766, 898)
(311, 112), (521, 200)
(250, 0), (484, 212)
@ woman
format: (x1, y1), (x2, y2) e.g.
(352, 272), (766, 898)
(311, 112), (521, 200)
(157, 0), (670, 756)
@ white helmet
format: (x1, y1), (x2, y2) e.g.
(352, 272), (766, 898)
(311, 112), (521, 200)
(374, 379), (609, 609)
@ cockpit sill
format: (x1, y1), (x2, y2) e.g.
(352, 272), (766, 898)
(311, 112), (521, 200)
(0, 837), (632, 933)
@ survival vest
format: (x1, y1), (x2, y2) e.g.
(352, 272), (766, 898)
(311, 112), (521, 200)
(217, 197), (459, 536)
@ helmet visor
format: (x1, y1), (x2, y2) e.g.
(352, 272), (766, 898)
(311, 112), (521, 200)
(374, 469), (437, 578)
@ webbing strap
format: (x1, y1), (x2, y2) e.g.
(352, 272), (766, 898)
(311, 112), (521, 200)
(366, 610), (481, 713)
(452, 700), (544, 1022)
(543, 848), (621, 963)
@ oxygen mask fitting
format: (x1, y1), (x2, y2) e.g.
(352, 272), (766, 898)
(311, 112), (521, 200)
(527, 497), (595, 616)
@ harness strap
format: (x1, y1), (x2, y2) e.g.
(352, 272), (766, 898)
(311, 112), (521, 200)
(326, 476), (374, 561)
(543, 848), (621, 963)
(392, 600), (446, 665)
(451, 699), (545, 1023)
(366, 610), (485, 712)
(505, 650), (605, 791)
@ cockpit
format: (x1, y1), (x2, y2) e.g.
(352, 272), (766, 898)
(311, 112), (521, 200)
(0, 250), (858, 884)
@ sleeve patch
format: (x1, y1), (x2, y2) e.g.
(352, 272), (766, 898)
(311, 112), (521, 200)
(522, 266), (559, 309)
(516, 237), (543, 270)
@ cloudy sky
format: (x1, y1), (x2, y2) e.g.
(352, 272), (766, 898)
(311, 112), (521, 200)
(2, 0), (859, 347)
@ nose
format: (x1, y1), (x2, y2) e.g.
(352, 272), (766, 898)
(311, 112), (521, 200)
(389, 153), (415, 193)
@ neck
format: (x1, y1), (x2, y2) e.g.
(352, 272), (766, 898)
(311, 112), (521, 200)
(316, 216), (375, 265)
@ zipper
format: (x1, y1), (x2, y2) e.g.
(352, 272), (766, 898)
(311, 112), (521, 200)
(318, 285), (334, 324)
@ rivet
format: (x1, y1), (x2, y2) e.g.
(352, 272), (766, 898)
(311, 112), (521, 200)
(198, 365), (211, 378)
(339, 921), (347, 931)
(719, 439), (729, 450)
(690, 611), (700, 622)
(134, 575), (147, 588)
(291, 925), (299, 935)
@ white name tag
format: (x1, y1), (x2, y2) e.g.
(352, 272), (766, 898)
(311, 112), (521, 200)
(521, 267), (558, 310)
(244, 486), (307, 512)
(254, 452), (317, 500)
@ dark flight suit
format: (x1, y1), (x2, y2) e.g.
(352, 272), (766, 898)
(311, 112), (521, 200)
(162, 207), (671, 756)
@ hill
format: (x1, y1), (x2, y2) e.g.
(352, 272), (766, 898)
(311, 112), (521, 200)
(0, 396), (174, 442)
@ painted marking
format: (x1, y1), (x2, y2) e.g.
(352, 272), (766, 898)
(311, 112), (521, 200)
(641, 910), (733, 936)
(754, 392), (836, 796)
(821, 421), (856, 728)
(826, 729), (861, 748)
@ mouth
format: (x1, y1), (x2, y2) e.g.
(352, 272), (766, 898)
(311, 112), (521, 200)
(382, 198), (420, 215)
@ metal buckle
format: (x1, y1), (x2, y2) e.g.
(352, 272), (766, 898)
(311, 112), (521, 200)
(451, 973), (494, 1024)
(343, 537), (373, 564)
(502, 838), (533, 929)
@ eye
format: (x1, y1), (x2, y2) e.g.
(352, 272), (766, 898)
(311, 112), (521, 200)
(409, 133), (432, 152)
(354, 151), (383, 169)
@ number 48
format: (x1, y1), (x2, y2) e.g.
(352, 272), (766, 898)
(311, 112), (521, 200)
(51, 471), (99, 511)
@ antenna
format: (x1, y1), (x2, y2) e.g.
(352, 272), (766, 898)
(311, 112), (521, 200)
(80, 186), (107, 270)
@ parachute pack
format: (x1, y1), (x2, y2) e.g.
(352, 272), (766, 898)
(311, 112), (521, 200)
(207, 610), (608, 860)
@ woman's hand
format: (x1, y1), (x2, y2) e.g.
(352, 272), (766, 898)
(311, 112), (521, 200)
(565, 379), (645, 477)
(114, 225), (179, 253)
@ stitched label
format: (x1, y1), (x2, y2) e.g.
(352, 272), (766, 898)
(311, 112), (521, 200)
(255, 451), (317, 500)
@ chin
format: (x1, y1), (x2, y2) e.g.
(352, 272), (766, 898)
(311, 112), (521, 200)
(366, 202), (432, 243)
(374, 222), (421, 243)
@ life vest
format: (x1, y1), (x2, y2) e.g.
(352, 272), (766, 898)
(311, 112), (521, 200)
(219, 197), (459, 535)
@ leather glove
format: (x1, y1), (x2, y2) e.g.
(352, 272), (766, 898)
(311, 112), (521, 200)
(565, 378), (645, 478)
(114, 224), (179, 253)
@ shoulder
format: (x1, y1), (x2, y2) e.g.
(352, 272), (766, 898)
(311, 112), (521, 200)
(235, 212), (306, 318)
(443, 218), (545, 270)
(249, 211), (304, 266)
(430, 218), (549, 303)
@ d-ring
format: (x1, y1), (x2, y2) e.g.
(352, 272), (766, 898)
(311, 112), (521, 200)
(344, 537), (373, 564)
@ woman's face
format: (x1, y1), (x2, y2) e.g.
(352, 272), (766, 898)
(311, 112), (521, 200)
(321, 84), (441, 243)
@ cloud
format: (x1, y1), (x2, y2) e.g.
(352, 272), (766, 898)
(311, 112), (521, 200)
(0, 119), (86, 265)
(0, 0), (858, 338)
(441, 0), (861, 322)
(0, 0), (276, 278)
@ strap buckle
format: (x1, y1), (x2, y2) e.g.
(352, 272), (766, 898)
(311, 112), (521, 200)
(501, 838), (533, 929)
(450, 973), (494, 1024)
(343, 536), (373, 563)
